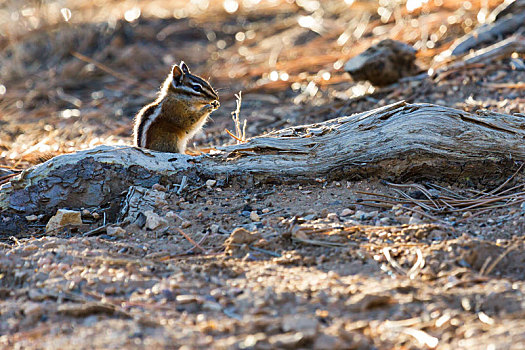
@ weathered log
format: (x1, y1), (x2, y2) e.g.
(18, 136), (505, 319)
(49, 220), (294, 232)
(1, 101), (524, 219)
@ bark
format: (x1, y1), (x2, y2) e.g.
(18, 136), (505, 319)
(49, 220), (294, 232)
(1, 101), (524, 217)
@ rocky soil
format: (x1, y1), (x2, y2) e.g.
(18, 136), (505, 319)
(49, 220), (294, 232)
(1, 0), (524, 349)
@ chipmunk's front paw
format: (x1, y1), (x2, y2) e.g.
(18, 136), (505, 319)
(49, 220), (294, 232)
(210, 100), (220, 109)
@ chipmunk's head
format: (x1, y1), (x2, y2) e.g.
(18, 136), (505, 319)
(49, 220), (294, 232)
(167, 61), (219, 110)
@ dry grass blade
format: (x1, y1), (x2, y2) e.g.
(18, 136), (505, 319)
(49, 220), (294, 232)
(0, 172), (20, 185)
(226, 91), (247, 144)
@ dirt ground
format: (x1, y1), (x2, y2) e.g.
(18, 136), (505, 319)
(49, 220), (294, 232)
(1, 0), (525, 349)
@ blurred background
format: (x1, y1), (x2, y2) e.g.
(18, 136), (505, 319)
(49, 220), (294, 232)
(0, 0), (517, 168)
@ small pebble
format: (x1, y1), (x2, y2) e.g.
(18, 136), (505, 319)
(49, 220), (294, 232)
(166, 211), (177, 219)
(340, 208), (354, 217)
(206, 179), (217, 188)
(104, 286), (117, 294)
(203, 301), (222, 311)
(176, 295), (200, 304)
(326, 213), (339, 221)
(262, 208), (270, 214)
(92, 212), (100, 220)
(409, 216), (423, 225)
(25, 215), (38, 222)
(379, 217), (390, 225)
(107, 226), (127, 237)
(24, 302), (43, 317)
(23, 245), (38, 252)
(46, 209), (83, 232)
(144, 210), (168, 230)
(152, 183), (167, 192)
(210, 224), (220, 234)
(181, 221), (192, 228)
(250, 211), (260, 222)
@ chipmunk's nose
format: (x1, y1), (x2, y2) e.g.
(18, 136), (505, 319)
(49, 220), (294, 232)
(211, 100), (220, 108)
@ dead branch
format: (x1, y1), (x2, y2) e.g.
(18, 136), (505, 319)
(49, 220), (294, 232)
(2, 101), (525, 218)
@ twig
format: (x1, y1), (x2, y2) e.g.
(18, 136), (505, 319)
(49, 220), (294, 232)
(482, 244), (517, 276)
(479, 256), (493, 276)
(177, 176), (188, 195)
(249, 246), (282, 257)
(224, 128), (244, 142)
(383, 247), (408, 275)
(82, 224), (111, 237)
(482, 162), (524, 198)
(71, 51), (139, 85)
(175, 228), (207, 253)
(407, 248), (425, 279)
(402, 328), (438, 348)
(227, 91), (246, 144)
(185, 231), (211, 254)
(292, 236), (357, 247)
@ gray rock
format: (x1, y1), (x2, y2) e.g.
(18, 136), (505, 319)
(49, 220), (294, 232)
(345, 39), (419, 86)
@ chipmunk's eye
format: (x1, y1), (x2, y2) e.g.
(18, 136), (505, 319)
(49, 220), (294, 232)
(192, 84), (202, 92)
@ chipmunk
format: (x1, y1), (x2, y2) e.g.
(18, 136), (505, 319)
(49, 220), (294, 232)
(134, 61), (219, 153)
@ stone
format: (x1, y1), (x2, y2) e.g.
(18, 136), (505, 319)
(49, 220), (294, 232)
(181, 220), (192, 229)
(143, 210), (168, 231)
(408, 216), (423, 225)
(23, 302), (43, 318)
(210, 224), (220, 234)
(152, 183), (167, 192)
(345, 39), (419, 86)
(25, 215), (38, 222)
(202, 301), (222, 311)
(107, 226), (127, 237)
(326, 213), (339, 221)
(313, 334), (344, 350)
(176, 294), (201, 304)
(46, 209), (82, 232)
(226, 228), (260, 245)
(268, 332), (304, 348)
(353, 210), (376, 220)
(340, 208), (354, 217)
(379, 217), (391, 225)
(205, 179), (217, 188)
(345, 293), (392, 312)
(282, 314), (319, 338)
(250, 211), (261, 222)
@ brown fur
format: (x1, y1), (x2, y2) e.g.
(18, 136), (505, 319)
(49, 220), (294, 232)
(133, 62), (219, 153)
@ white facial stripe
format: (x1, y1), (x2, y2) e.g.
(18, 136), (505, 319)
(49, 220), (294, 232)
(141, 103), (162, 147)
(180, 84), (197, 94)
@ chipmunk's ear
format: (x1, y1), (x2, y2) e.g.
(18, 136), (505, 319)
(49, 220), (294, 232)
(171, 64), (184, 85)
(180, 61), (191, 74)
